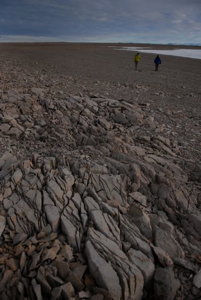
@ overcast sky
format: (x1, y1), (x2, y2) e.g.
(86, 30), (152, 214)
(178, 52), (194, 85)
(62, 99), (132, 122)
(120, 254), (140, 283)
(0, 0), (201, 44)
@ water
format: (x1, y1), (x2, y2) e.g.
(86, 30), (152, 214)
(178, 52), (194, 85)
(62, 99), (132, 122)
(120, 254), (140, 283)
(120, 47), (201, 60)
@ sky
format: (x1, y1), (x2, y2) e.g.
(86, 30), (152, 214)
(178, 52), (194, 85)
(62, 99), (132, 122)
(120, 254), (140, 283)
(0, 0), (201, 44)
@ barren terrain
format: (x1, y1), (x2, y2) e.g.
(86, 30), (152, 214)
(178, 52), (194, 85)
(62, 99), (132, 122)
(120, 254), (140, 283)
(0, 43), (201, 300)
(1, 43), (201, 159)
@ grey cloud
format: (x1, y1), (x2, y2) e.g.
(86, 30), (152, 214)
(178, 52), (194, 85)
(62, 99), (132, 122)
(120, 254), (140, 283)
(0, 0), (200, 44)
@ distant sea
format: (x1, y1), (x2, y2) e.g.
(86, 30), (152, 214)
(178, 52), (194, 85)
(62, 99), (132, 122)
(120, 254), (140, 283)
(120, 47), (201, 60)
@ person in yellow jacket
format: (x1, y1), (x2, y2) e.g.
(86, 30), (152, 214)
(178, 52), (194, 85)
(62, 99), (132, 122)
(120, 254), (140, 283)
(134, 52), (140, 70)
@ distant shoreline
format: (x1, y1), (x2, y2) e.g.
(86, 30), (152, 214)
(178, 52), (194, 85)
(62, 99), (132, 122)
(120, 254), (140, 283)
(0, 41), (201, 49)
(117, 46), (201, 60)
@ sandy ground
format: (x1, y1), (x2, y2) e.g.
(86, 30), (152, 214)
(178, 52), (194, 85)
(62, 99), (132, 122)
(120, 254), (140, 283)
(0, 42), (201, 159)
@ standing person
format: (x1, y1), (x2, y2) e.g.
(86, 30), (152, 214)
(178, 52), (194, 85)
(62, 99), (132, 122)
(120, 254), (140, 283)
(154, 55), (161, 71)
(134, 52), (140, 70)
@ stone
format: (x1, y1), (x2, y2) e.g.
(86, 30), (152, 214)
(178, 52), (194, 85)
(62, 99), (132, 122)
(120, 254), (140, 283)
(15, 244), (24, 256)
(13, 233), (28, 245)
(128, 248), (155, 286)
(48, 179), (64, 200)
(42, 239), (60, 261)
(52, 260), (70, 280)
(7, 258), (19, 271)
(31, 87), (44, 96)
(37, 231), (46, 239)
(73, 265), (87, 280)
(20, 251), (27, 271)
(29, 250), (43, 271)
(46, 274), (64, 289)
(7, 127), (23, 137)
(151, 245), (173, 267)
(68, 271), (84, 291)
(89, 210), (114, 240)
(154, 267), (180, 300)
(98, 117), (111, 130)
(0, 124), (11, 133)
(154, 226), (184, 258)
(44, 205), (60, 232)
(193, 269), (201, 289)
(0, 270), (13, 293)
(128, 204), (152, 239)
(32, 278), (43, 300)
(129, 191), (147, 206)
(189, 213), (201, 235)
(113, 113), (128, 125)
(0, 216), (6, 237)
(12, 169), (23, 185)
(79, 291), (91, 298)
(61, 282), (75, 299)
(52, 286), (62, 299)
(61, 214), (78, 250)
(36, 267), (52, 294)
(174, 258), (198, 272)
(59, 244), (73, 261)
(85, 240), (121, 300)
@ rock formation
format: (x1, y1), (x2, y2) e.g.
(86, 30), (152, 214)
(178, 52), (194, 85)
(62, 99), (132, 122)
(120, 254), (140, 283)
(0, 66), (201, 300)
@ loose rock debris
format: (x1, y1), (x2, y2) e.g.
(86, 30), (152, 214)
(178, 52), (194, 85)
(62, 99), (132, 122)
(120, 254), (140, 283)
(0, 70), (201, 300)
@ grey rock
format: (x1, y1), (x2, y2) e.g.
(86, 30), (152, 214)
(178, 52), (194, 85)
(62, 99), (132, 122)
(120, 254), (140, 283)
(0, 123), (11, 133)
(154, 267), (180, 300)
(151, 245), (173, 267)
(84, 196), (100, 211)
(189, 213), (201, 235)
(154, 226), (184, 258)
(89, 210), (114, 240)
(7, 127), (23, 137)
(128, 248), (155, 286)
(0, 270), (13, 293)
(44, 205), (60, 232)
(174, 258), (198, 272)
(32, 278), (43, 300)
(113, 113), (128, 125)
(128, 204), (152, 239)
(12, 169), (23, 185)
(68, 271), (84, 291)
(193, 269), (201, 289)
(91, 174), (127, 205)
(174, 189), (188, 211)
(88, 228), (144, 300)
(59, 244), (73, 261)
(98, 117), (111, 130)
(48, 179), (64, 200)
(85, 240), (121, 300)
(52, 286), (62, 299)
(52, 260), (70, 280)
(0, 216), (6, 237)
(36, 267), (52, 294)
(61, 214), (79, 250)
(129, 191), (147, 206)
(13, 233), (28, 245)
(31, 87), (44, 97)
(61, 282), (75, 299)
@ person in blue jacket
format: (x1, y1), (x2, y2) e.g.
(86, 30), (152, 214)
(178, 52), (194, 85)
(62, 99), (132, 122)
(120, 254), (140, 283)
(154, 55), (161, 71)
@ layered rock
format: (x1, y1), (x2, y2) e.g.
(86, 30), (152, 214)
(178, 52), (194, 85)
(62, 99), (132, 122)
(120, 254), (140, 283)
(0, 71), (201, 300)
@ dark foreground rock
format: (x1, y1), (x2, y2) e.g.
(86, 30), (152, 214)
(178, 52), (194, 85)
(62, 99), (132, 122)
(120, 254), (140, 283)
(0, 57), (201, 300)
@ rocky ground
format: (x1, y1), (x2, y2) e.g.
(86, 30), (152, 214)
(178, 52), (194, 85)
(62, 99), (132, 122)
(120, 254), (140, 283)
(0, 43), (201, 300)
